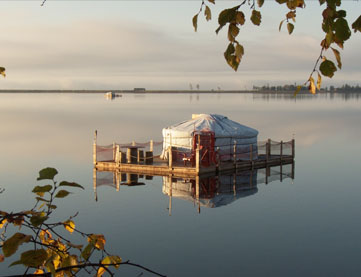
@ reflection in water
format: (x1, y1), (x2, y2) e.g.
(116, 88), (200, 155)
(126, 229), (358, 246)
(93, 163), (294, 213)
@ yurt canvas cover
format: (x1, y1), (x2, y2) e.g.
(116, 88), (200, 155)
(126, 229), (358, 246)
(161, 114), (258, 161)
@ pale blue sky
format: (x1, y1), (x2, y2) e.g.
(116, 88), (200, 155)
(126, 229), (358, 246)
(0, 1), (360, 89)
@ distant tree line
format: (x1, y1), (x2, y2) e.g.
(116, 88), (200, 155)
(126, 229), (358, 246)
(253, 83), (361, 93)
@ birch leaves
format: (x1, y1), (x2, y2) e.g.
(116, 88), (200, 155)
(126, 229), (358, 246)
(192, 0), (360, 94)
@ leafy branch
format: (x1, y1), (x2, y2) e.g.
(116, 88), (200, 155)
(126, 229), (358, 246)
(0, 168), (165, 277)
(193, 0), (360, 94)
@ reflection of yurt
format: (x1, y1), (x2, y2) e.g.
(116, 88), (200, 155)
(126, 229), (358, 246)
(162, 171), (258, 208)
(161, 114), (258, 161)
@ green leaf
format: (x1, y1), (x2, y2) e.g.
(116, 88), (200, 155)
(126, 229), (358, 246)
(257, 0), (264, 8)
(216, 5), (240, 34)
(235, 43), (244, 59)
(331, 47), (342, 69)
(334, 18), (351, 41)
(81, 243), (94, 260)
(55, 190), (71, 198)
(59, 181), (84, 190)
(204, 6), (211, 21)
(0, 67), (5, 78)
(236, 11), (245, 25)
(192, 14), (198, 32)
(3, 233), (32, 257)
(351, 15), (361, 33)
(287, 23), (294, 34)
(337, 10), (346, 18)
(319, 59), (337, 78)
(30, 214), (48, 227)
(279, 20), (285, 31)
(32, 185), (52, 194)
(20, 249), (47, 268)
(37, 167), (58, 181)
(228, 24), (239, 41)
(250, 10), (262, 26)
(46, 204), (57, 209)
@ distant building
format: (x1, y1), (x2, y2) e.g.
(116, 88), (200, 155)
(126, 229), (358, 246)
(134, 88), (146, 92)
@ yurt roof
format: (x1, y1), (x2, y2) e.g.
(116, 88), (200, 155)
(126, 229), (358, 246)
(164, 114), (258, 138)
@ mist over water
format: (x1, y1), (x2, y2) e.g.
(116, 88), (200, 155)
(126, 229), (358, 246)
(0, 92), (360, 276)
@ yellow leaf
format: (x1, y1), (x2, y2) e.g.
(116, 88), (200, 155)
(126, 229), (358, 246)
(279, 20), (285, 31)
(192, 14), (198, 32)
(63, 220), (75, 234)
(88, 234), (106, 250)
(294, 85), (302, 97)
(309, 76), (316, 94)
(97, 256), (112, 277)
(0, 67), (6, 78)
(0, 219), (7, 228)
(331, 47), (342, 69)
(317, 73), (322, 90)
(33, 269), (44, 274)
(204, 5), (211, 21)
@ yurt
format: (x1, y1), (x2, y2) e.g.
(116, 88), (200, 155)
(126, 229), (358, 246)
(161, 114), (258, 163)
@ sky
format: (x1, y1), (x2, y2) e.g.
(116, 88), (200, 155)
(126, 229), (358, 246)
(0, 0), (360, 90)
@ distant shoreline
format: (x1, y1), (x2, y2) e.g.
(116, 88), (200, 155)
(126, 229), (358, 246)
(0, 89), (356, 94)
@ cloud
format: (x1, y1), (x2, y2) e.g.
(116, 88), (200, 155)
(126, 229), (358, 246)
(0, 8), (359, 89)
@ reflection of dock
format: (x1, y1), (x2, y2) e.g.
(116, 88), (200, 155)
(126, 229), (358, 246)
(93, 131), (295, 178)
(93, 163), (295, 213)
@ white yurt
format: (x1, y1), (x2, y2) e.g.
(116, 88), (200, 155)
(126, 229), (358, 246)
(161, 114), (259, 161)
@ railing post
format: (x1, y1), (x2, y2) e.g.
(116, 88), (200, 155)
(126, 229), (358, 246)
(115, 145), (120, 165)
(113, 142), (116, 161)
(150, 140), (154, 152)
(292, 139), (295, 158)
(168, 146), (173, 169)
(132, 141), (136, 146)
(93, 130), (97, 165)
(138, 150), (144, 164)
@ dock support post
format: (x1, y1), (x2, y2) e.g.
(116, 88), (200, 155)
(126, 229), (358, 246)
(292, 161), (295, 180)
(196, 175), (200, 213)
(138, 150), (144, 164)
(233, 141), (237, 168)
(150, 140), (154, 152)
(250, 144), (253, 169)
(93, 167), (97, 202)
(280, 140), (283, 162)
(280, 164), (283, 182)
(233, 173), (236, 196)
(292, 139), (295, 158)
(93, 130), (97, 165)
(266, 139), (271, 163)
(169, 175), (172, 216)
(196, 144), (200, 174)
(168, 147), (173, 169)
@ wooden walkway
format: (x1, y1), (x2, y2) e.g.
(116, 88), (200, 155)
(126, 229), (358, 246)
(95, 154), (294, 178)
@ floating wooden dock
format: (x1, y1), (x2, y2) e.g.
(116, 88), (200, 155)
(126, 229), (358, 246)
(93, 131), (295, 178)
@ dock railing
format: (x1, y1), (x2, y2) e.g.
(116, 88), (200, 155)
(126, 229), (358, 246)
(93, 131), (295, 173)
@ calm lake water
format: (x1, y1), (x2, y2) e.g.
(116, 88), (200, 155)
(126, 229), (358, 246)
(0, 92), (360, 276)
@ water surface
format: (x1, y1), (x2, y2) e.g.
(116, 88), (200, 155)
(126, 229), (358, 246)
(0, 92), (360, 276)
